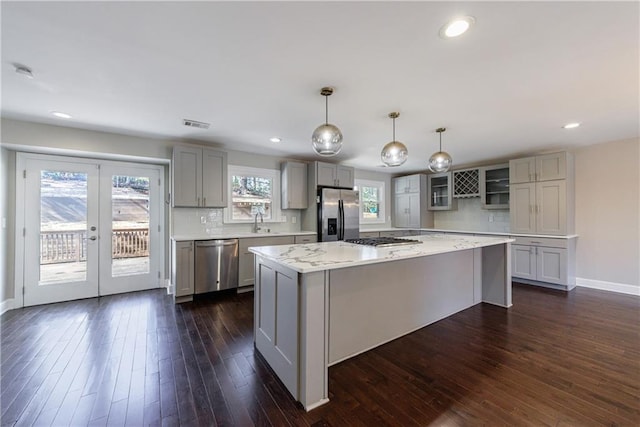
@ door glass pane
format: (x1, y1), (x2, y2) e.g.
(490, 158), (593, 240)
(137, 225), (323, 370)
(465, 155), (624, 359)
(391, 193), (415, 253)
(111, 175), (150, 277)
(40, 170), (87, 284)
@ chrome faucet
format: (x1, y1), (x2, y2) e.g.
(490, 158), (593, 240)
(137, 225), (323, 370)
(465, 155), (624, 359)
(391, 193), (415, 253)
(253, 212), (264, 233)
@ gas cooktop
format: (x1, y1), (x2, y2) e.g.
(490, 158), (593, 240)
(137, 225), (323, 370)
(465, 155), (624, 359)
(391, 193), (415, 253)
(345, 237), (423, 247)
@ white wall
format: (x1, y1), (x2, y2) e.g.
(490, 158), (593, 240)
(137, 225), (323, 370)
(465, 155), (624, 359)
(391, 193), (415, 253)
(573, 138), (639, 291)
(0, 148), (16, 305)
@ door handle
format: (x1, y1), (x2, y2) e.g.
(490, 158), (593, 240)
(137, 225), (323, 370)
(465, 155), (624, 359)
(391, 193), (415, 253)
(89, 236), (97, 241)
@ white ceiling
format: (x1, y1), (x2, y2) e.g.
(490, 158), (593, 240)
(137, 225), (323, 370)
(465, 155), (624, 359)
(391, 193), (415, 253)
(2, 1), (638, 173)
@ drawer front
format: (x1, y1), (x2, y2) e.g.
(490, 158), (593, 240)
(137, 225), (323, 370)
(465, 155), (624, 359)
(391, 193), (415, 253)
(512, 236), (567, 249)
(294, 235), (317, 244)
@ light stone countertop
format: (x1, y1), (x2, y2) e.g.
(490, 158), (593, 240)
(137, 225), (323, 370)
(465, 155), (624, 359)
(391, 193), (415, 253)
(249, 234), (515, 274)
(171, 230), (316, 241)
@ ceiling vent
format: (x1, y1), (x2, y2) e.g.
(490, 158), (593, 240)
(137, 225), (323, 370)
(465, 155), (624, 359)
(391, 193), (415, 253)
(183, 119), (210, 129)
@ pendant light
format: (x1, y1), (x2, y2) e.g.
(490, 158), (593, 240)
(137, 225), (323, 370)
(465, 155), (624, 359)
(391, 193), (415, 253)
(312, 87), (343, 156)
(428, 127), (453, 173)
(381, 112), (408, 167)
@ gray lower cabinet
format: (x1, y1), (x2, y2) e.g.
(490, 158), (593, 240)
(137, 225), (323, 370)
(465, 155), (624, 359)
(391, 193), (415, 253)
(238, 236), (295, 288)
(294, 235), (317, 244)
(511, 236), (575, 289)
(172, 241), (194, 298)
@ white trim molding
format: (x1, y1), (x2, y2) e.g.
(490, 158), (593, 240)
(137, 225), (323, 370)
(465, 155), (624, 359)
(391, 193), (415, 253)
(0, 298), (15, 315)
(576, 277), (640, 296)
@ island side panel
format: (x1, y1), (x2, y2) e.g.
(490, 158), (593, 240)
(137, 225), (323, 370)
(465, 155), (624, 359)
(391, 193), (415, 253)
(253, 257), (299, 399)
(328, 249), (476, 365)
(299, 271), (330, 411)
(481, 242), (513, 307)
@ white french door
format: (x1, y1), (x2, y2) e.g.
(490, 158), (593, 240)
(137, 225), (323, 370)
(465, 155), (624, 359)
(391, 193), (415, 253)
(17, 153), (164, 307)
(99, 163), (162, 296)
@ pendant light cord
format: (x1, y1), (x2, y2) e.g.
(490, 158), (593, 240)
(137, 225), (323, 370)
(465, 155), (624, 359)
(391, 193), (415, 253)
(439, 131), (442, 152)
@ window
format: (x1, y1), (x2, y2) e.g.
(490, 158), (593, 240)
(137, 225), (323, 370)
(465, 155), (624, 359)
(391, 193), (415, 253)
(225, 166), (282, 223)
(355, 179), (385, 224)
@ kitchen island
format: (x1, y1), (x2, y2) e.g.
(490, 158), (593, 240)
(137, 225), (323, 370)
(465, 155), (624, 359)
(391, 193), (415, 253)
(249, 234), (514, 411)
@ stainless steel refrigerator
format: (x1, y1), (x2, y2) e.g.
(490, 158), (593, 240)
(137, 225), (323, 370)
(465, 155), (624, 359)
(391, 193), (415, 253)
(317, 188), (359, 242)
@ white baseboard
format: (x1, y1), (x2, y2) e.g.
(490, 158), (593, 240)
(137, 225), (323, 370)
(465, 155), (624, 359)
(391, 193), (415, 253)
(0, 298), (15, 315)
(576, 278), (640, 296)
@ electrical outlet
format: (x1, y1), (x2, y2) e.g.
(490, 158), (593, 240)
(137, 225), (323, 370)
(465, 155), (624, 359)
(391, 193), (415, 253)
(200, 216), (206, 224)
(489, 214), (494, 223)
(282, 215), (287, 222)
(292, 216), (297, 224)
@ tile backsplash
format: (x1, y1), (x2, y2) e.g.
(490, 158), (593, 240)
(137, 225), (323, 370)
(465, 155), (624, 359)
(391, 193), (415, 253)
(434, 198), (510, 233)
(171, 208), (302, 236)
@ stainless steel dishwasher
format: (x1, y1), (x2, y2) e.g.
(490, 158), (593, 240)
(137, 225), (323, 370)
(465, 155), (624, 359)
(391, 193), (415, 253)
(195, 239), (239, 293)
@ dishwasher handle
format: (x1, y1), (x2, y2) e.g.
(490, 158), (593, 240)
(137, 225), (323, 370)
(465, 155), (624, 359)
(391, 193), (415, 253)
(195, 239), (238, 247)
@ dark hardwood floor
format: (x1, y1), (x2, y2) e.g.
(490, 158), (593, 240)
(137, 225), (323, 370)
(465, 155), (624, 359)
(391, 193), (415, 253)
(1, 283), (638, 426)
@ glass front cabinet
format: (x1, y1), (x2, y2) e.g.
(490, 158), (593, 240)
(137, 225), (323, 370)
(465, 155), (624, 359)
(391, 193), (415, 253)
(480, 164), (510, 209)
(427, 172), (456, 211)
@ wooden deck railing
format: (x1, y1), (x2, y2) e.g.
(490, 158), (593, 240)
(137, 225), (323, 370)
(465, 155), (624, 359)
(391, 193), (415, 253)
(40, 228), (149, 264)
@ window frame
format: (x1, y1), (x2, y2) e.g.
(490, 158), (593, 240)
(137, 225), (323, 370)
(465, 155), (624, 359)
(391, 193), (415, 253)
(355, 179), (386, 224)
(224, 165), (283, 223)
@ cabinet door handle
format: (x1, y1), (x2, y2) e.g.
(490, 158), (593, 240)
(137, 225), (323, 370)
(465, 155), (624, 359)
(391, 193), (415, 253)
(197, 197), (200, 206)
(203, 197), (207, 206)
(535, 205), (540, 213)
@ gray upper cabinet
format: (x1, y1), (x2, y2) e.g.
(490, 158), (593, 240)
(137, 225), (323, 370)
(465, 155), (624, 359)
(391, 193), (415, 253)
(427, 172), (457, 211)
(172, 145), (201, 207)
(509, 152), (573, 235)
(392, 174), (432, 228)
(315, 161), (354, 188)
(479, 163), (510, 209)
(394, 174), (421, 194)
(510, 152), (567, 184)
(172, 145), (227, 208)
(281, 161), (308, 209)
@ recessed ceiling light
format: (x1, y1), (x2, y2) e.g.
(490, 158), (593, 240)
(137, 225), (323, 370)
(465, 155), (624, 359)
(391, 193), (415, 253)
(269, 137), (282, 143)
(440, 16), (475, 38)
(51, 111), (72, 119)
(563, 122), (580, 129)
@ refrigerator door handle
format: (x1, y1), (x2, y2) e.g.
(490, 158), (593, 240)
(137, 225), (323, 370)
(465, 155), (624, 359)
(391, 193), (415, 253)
(338, 199), (344, 240)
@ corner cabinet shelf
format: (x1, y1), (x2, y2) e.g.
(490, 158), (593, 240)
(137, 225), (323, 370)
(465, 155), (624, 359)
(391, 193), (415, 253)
(480, 164), (510, 209)
(427, 172), (457, 211)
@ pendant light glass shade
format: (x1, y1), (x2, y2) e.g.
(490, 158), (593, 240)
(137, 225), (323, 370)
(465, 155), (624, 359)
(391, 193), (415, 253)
(428, 127), (452, 173)
(312, 87), (343, 156)
(381, 112), (408, 167)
